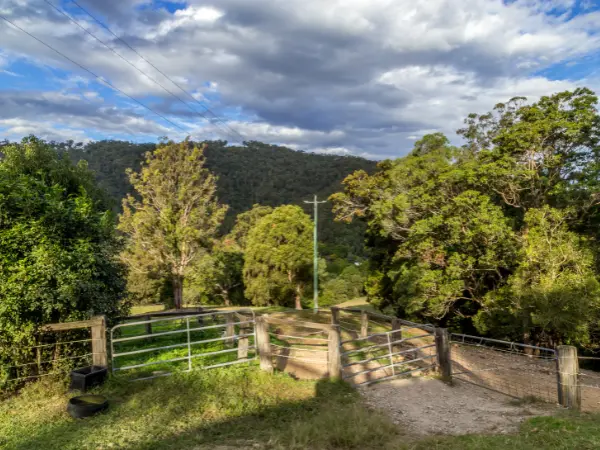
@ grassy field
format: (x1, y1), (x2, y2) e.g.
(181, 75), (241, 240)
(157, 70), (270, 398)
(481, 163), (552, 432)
(2, 367), (600, 449)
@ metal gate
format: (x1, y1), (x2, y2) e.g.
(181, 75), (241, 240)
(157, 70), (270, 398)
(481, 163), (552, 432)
(338, 310), (437, 386)
(110, 309), (256, 381)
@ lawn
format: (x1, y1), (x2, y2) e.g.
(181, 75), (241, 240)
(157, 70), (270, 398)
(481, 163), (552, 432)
(1, 367), (600, 449)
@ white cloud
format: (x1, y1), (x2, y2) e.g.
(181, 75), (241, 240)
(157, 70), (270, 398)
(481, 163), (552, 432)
(0, 0), (599, 157)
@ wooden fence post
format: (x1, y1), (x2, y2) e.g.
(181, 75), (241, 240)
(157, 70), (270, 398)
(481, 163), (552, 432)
(330, 307), (340, 326)
(91, 315), (107, 368)
(391, 318), (402, 352)
(434, 327), (451, 383)
(255, 316), (273, 373)
(328, 325), (342, 380)
(237, 321), (249, 360)
(225, 315), (235, 348)
(557, 345), (581, 410)
(360, 311), (369, 338)
(145, 315), (153, 335)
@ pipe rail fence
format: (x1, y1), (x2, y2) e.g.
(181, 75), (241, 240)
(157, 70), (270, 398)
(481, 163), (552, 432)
(110, 309), (257, 381)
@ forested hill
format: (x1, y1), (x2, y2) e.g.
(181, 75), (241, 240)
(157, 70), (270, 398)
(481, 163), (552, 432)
(67, 140), (377, 255)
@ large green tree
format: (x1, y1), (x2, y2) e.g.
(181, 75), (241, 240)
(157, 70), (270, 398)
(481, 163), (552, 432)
(119, 140), (228, 309)
(244, 205), (313, 309)
(0, 137), (127, 380)
(332, 88), (600, 345)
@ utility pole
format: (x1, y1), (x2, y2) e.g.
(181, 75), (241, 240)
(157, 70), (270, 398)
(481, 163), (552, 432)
(304, 195), (326, 312)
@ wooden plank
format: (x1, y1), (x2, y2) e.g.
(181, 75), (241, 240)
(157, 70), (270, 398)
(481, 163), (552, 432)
(360, 311), (368, 338)
(328, 325), (342, 380)
(237, 322), (250, 359)
(434, 327), (451, 383)
(264, 316), (333, 331)
(91, 315), (107, 367)
(225, 315), (235, 348)
(557, 345), (581, 410)
(330, 307), (340, 326)
(255, 317), (273, 373)
(43, 317), (103, 332)
(391, 318), (402, 352)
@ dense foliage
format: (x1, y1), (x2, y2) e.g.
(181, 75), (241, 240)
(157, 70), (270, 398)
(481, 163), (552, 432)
(0, 137), (127, 378)
(244, 205), (313, 309)
(332, 88), (600, 346)
(119, 141), (227, 309)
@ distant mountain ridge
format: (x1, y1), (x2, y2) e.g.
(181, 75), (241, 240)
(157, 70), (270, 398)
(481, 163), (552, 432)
(66, 140), (378, 256)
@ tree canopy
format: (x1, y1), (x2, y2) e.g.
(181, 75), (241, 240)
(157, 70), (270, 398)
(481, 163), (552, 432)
(332, 88), (600, 346)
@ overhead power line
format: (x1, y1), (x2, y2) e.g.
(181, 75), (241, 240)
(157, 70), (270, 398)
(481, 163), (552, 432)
(42, 0), (242, 143)
(0, 13), (188, 134)
(67, 0), (246, 142)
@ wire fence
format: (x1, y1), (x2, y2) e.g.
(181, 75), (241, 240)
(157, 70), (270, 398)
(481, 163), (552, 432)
(450, 333), (558, 402)
(1, 333), (99, 386)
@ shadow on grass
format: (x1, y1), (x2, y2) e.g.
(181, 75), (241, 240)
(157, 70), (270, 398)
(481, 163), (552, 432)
(8, 368), (401, 450)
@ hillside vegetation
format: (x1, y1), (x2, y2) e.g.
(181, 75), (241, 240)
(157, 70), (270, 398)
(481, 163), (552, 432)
(66, 140), (377, 256)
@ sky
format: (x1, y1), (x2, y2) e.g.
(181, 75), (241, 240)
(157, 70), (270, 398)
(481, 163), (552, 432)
(0, 0), (599, 160)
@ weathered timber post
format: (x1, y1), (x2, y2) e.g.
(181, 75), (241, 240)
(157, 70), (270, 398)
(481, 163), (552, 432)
(360, 311), (369, 338)
(237, 318), (249, 360)
(145, 315), (153, 335)
(557, 345), (581, 410)
(328, 324), (342, 380)
(225, 314), (235, 348)
(391, 318), (402, 352)
(434, 327), (451, 383)
(255, 316), (273, 373)
(330, 307), (340, 326)
(91, 315), (108, 367)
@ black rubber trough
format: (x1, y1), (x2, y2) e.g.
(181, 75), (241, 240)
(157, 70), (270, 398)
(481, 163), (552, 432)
(67, 395), (109, 419)
(69, 365), (108, 392)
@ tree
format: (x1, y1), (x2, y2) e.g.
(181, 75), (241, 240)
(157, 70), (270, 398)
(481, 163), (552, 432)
(0, 137), (127, 379)
(119, 140), (228, 309)
(223, 204), (274, 251)
(186, 249), (245, 306)
(475, 207), (600, 347)
(331, 88), (600, 345)
(244, 205), (313, 309)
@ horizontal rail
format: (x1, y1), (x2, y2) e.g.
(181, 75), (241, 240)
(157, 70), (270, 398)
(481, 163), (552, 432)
(130, 357), (257, 382)
(269, 333), (329, 342)
(114, 356), (190, 372)
(450, 332), (555, 354)
(341, 329), (408, 344)
(271, 354), (327, 364)
(42, 316), (104, 332)
(269, 343), (328, 353)
(343, 355), (437, 379)
(190, 346), (256, 360)
(343, 344), (436, 368)
(341, 334), (432, 355)
(264, 315), (334, 331)
(113, 333), (255, 360)
(355, 364), (436, 387)
(113, 309), (253, 330)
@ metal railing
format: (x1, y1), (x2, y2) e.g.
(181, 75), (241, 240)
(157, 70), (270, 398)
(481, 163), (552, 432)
(340, 319), (437, 386)
(110, 309), (257, 381)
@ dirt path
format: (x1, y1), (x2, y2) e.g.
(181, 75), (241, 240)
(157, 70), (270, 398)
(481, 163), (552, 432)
(359, 377), (557, 436)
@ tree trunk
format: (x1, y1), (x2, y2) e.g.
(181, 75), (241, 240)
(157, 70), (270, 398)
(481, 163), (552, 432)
(173, 275), (184, 310)
(295, 283), (303, 310)
(223, 290), (230, 307)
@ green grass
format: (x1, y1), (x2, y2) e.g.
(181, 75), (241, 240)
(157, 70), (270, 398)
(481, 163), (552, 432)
(3, 367), (600, 449)
(0, 368), (401, 450)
